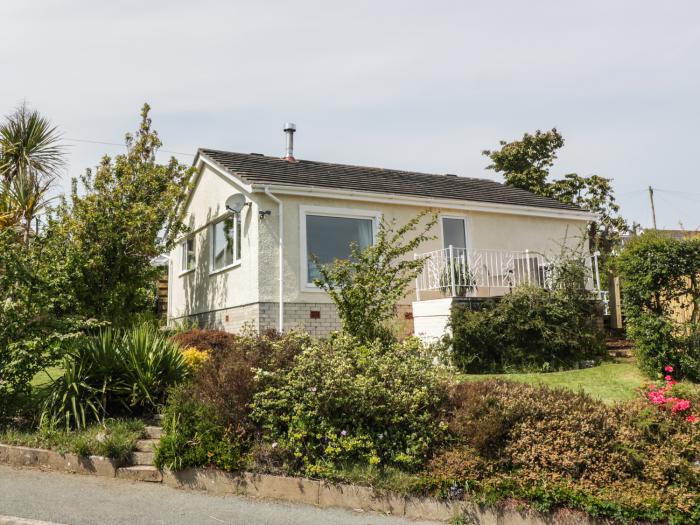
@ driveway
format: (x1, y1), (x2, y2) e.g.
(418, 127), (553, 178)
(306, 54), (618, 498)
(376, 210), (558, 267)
(0, 466), (440, 525)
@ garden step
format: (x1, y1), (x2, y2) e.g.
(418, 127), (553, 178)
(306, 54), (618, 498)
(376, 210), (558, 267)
(144, 426), (163, 439)
(116, 465), (162, 483)
(131, 451), (154, 465)
(135, 439), (159, 452)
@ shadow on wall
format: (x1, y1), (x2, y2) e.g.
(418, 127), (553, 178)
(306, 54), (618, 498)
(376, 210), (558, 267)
(179, 205), (253, 331)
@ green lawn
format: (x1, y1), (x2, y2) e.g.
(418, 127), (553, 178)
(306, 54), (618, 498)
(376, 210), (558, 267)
(456, 360), (648, 403)
(31, 367), (63, 388)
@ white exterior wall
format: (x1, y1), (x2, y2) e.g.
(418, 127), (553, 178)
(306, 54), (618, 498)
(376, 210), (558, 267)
(257, 193), (589, 306)
(168, 163), (590, 334)
(168, 165), (261, 323)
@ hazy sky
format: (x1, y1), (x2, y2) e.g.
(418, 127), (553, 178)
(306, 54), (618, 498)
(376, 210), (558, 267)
(2, 1), (699, 229)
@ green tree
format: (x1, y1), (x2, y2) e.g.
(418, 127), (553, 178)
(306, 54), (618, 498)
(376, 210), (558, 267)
(0, 228), (91, 417)
(483, 128), (627, 256)
(46, 103), (194, 325)
(614, 231), (700, 379)
(313, 211), (437, 344)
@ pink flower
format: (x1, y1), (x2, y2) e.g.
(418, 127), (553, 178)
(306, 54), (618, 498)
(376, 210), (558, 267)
(687, 415), (698, 423)
(648, 390), (667, 405)
(664, 365), (674, 373)
(671, 399), (691, 413)
(664, 375), (673, 382)
(271, 442), (278, 449)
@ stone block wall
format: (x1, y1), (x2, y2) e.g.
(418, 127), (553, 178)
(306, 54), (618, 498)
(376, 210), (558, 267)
(172, 301), (415, 339)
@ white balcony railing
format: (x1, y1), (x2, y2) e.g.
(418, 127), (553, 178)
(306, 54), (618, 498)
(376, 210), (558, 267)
(414, 246), (608, 311)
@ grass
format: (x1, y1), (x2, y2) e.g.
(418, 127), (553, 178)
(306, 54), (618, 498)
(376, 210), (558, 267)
(456, 360), (648, 403)
(0, 419), (145, 463)
(31, 366), (64, 388)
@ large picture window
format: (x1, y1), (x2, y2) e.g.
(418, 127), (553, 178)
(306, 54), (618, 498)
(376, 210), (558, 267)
(211, 214), (241, 273)
(304, 212), (375, 284)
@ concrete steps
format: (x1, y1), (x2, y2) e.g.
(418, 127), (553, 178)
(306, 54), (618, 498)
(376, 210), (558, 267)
(117, 423), (163, 481)
(116, 465), (162, 483)
(134, 439), (159, 453)
(144, 426), (163, 439)
(130, 450), (154, 465)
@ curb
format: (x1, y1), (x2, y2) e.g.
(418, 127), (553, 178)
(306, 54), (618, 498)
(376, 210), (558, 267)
(0, 443), (600, 524)
(0, 516), (68, 525)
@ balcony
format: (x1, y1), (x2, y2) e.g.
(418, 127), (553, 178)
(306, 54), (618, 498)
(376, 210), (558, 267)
(414, 246), (606, 302)
(412, 246), (608, 343)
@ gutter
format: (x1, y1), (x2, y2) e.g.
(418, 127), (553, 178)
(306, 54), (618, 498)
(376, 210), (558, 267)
(264, 186), (284, 332)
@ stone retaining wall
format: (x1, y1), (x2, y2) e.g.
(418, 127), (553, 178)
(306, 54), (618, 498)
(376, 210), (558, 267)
(0, 443), (601, 525)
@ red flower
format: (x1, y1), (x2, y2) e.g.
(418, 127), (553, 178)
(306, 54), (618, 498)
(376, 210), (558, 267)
(671, 399), (691, 413)
(664, 365), (674, 373)
(664, 375), (673, 382)
(648, 390), (667, 405)
(687, 415), (698, 423)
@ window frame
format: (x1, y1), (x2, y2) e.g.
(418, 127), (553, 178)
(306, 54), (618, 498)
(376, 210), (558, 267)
(440, 215), (470, 251)
(300, 205), (381, 291)
(209, 212), (242, 276)
(179, 237), (196, 275)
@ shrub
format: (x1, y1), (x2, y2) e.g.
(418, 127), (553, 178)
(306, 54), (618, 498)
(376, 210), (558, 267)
(251, 334), (447, 476)
(181, 347), (209, 373)
(155, 330), (309, 472)
(313, 211), (437, 344)
(449, 285), (605, 373)
(42, 323), (187, 429)
(154, 385), (244, 472)
(615, 231), (700, 380)
(190, 329), (308, 431)
(424, 380), (700, 525)
(171, 328), (237, 354)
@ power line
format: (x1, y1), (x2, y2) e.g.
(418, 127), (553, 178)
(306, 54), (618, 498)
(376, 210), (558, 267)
(64, 137), (195, 157)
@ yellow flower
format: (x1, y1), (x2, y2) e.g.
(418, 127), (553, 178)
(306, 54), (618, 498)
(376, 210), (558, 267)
(181, 347), (209, 372)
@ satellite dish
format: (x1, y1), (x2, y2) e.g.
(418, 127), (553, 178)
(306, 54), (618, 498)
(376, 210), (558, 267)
(225, 194), (247, 214)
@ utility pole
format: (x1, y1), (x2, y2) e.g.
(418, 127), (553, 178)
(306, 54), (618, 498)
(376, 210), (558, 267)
(648, 186), (657, 229)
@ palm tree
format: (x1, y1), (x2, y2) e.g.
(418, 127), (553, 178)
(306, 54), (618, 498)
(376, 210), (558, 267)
(0, 104), (64, 244)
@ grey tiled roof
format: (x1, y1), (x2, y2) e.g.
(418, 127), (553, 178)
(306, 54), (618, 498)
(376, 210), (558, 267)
(198, 148), (585, 212)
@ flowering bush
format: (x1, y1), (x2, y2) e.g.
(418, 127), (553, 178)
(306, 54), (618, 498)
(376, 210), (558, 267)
(645, 365), (699, 422)
(180, 347), (209, 373)
(250, 334), (447, 476)
(423, 379), (700, 525)
(155, 329), (309, 471)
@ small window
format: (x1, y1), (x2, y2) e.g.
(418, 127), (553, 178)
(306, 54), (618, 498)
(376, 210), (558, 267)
(181, 238), (195, 272)
(305, 214), (374, 284)
(211, 214), (241, 272)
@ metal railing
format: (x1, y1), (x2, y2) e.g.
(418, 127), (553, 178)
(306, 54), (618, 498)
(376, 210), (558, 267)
(414, 247), (607, 309)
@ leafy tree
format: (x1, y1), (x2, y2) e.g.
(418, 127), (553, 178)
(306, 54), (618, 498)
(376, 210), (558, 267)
(313, 211), (437, 344)
(483, 128), (563, 195)
(0, 104), (64, 244)
(614, 231), (700, 379)
(483, 128), (627, 256)
(46, 103), (194, 325)
(0, 228), (92, 417)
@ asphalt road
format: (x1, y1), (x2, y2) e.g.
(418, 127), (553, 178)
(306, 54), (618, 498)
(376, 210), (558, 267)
(0, 466), (439, 525)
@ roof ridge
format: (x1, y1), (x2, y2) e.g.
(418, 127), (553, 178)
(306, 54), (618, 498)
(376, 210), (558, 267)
(200, 147), (505, 185)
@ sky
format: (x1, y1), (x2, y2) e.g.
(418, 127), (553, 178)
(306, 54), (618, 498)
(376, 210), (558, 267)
(2, 0), (699, 230)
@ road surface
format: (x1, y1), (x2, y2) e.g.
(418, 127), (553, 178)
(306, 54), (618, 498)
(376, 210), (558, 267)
(0, 465), (439, 525)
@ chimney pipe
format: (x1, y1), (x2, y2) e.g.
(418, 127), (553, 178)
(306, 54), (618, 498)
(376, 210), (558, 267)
(283, 122), (296, 162)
